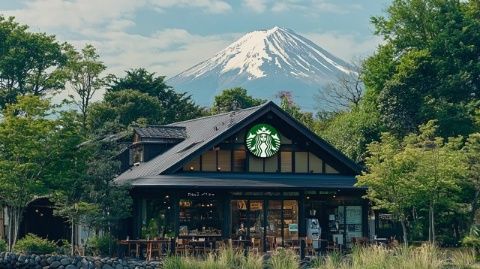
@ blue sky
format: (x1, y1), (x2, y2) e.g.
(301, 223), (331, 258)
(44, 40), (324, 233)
(0, 0), (390, 78)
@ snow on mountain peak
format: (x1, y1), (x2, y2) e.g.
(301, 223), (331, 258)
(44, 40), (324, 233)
(168, 27), (354, 109)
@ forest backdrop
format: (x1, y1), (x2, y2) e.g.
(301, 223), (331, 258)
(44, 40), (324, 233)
(0, 0), (479, 252)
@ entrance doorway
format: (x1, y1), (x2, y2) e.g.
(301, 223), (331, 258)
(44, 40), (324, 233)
(231, 199), (298, 251)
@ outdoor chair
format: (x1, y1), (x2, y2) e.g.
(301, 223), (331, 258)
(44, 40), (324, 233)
(305, 238), (316, 256)
(175, 239), (192, 256)
(250, 238), (261, 254)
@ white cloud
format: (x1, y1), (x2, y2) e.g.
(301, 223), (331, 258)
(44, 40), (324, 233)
(150, 0), (232, 14)
(303, 31), (383, 62)
(5, 0), (144, 32)
(243, 0), (268, 13)
(243, 0), (362, 14)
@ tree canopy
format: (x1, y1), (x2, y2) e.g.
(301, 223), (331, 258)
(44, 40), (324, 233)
(212, 87), (265, 113)
(0, 16), (67, 109)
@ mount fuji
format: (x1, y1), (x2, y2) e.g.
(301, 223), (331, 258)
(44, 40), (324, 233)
(167, 27), (353, 110)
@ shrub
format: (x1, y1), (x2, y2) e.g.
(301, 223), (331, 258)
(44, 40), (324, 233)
(0, 239), (7, 252)
(13, 234), (57, 254)
(461, 235), (480, 251)
(86, 234), (117, 256)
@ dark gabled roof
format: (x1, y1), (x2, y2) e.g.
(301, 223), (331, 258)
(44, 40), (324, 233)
(116, 103), (266, 182)
(115, 101), (361, 184)
(124, 173), (364, 190)
(134, 126), (187, 140)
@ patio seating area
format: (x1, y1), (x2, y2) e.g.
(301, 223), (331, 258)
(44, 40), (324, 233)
(118, 235), (380, 261)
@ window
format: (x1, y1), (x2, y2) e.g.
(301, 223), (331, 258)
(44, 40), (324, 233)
(143, 195), (175, 238)
(132, 146), (143, 163)
(308, 153), (323, 173)
(295, 152), (308, 173)
(233, 150), (246, 172)
(325, 164), (339, 174)
(249, 155), (263, 172)
(217, 150), (231, 172)
(202, 150), (216, 171)
(265, 154), (278, 172)
(179, 192), (222, 236)
(281, 151), (292, 172)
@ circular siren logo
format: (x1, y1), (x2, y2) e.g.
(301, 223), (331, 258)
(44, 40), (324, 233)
(246, 124), (281, 158)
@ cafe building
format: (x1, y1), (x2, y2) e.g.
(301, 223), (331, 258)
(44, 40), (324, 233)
(115, 101), (369, 252)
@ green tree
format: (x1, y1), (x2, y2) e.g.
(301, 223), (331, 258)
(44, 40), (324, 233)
(0, 96), (77, 249)
(357, 121), (467, 245)
(278, 91), (316, 131)
(460, 133), (480, 232)
(363, 0), (480, 138)
(356, 132), (416, 245)
(87, 89), (164, 133)
(212, 87), (265, 113)
(317, 104), (381, 163)
(403, 121), (466, 244)
(0, 16), (67, 109)
(65, 44), (106, 133)
(108, 68), (203, 123)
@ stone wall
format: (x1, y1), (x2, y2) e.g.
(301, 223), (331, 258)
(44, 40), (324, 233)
(0, 252), (161, 269)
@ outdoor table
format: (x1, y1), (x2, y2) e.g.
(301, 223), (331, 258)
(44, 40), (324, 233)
(119, 239), (172, 260)
(146, 239), (172, 260)
(231, 239), (250, 249)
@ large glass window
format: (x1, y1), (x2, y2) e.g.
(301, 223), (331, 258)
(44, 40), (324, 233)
(248, 200), (264, 250)
(283, 200), (299, 243)
(143, 195), (175, 238)
(267, 201), (282, 250)
(178, 192), (222, 236)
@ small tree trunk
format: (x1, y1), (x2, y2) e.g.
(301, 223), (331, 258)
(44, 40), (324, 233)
(431, 203), (435, 245)
(71, 220), (75, 256)
(470, 189), (480, 232)
(8, 206), (24, 250)
(400, 217), (408, 246)
(6, 207), (12, 251)
(428, 202), (436, 244)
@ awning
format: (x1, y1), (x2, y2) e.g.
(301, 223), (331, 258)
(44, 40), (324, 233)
(126, 173), (363, 190)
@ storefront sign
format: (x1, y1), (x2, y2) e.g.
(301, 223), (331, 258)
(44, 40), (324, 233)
(246, 124), (281, 158)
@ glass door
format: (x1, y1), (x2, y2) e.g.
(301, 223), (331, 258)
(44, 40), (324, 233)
(266, 200), (282, 250)
(247, 200), (264, 250)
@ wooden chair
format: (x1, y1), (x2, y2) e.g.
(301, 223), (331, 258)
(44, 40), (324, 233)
(305, 238), (316, 256)
(250, 238), (261, 254)
(175, 239), (191, 256)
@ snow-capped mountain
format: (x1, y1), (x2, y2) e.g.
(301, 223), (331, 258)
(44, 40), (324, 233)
(167, 26), (353, 110)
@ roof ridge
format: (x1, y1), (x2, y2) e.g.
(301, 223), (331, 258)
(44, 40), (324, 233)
(167, 102), (270, 126)
(136, 125), (186, 129)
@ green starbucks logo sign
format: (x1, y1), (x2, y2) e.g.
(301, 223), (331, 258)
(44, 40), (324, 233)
(246, 124), (281, 158)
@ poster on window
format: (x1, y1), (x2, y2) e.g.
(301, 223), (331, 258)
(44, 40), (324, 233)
(346, 206), (362, 225)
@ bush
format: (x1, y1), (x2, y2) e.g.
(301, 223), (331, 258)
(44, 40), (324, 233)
(461, 235), (480, 251)
(13, 234), (57, 254)
(86, 234), (117, 256)
(0, 239), (7, 252)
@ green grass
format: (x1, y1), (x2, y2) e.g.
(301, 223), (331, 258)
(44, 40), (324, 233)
(161, 244), (479, 269)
